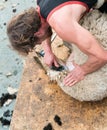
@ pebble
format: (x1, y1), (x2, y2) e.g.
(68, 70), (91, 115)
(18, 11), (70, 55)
(54, 115), (62, 126)
(7, 86), (18, 95)
(6, 72), (12, 77)
(43, 123), (53, 130)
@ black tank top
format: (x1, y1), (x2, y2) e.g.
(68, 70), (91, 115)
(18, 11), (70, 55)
(37, 0), (97, 20)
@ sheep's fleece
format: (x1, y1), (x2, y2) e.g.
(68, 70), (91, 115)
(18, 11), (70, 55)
(35, 9), (107, 101)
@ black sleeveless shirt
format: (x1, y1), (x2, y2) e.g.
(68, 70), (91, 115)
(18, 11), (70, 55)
(37, 0), (97, 20)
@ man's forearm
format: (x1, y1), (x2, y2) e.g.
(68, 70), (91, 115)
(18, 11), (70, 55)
(80, 55), (107, 75)
(42, 37), (53, 54)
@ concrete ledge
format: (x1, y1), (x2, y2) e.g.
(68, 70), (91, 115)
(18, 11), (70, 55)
(10, 52), (107, 130)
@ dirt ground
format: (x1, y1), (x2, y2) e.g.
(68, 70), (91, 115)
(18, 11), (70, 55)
(10, 36), (107, 130)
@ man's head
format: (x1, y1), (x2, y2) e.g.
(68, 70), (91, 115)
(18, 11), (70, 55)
(7, 7), (42, 55)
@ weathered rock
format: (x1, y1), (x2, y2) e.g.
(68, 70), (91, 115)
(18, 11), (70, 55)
(10, 53), (107, 130)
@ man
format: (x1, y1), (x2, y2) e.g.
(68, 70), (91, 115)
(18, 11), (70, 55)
(7, 0), (107, 87)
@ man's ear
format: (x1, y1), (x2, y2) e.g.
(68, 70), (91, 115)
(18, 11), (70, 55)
(34, 28), (44, 37)
(34, 30), (44, 38)
(34, 31), (42, 37)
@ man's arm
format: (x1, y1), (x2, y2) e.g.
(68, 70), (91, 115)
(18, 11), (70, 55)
(71, 22), (107, 75)
(63, 54), (106, 86)
(41, 37), (52, 54)
(48, 4), (107, 86)
(80, 55), (106, 75)
(59, 21), (107, 86)
(41, 37), (59, 67)
(58, 20), (107, 74)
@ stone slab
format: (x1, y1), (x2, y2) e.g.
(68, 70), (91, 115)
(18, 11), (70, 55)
(10, 52), (107, 130)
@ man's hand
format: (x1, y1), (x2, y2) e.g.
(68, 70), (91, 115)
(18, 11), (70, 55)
(41, 37), (59, 68)
(44, 51), (59, 67)
(63, 64), (85, 87)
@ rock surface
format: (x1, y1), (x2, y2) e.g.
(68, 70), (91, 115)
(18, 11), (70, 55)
(10, 52), (107, 130)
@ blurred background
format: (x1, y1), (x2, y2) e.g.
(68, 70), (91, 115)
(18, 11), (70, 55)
(0, 0), (36, 129)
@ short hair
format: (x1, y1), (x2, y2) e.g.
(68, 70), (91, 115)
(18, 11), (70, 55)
(7, 7), (41, 55)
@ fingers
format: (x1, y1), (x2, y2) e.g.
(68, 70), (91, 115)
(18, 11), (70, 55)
(44, 53), (59, 67)
(63, 66), (85, 87)
(63, 73), (78, 86)
(63, 78), (77, 86)
(54, 60), (59, 67)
